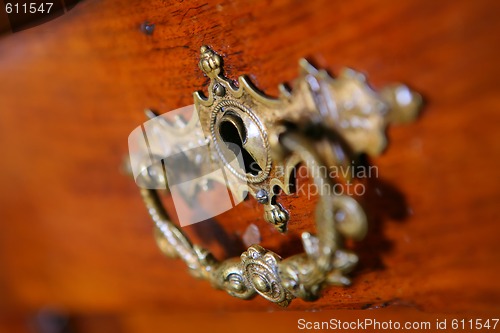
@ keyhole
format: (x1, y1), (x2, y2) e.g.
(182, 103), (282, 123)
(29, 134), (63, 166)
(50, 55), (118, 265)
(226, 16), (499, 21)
(219, 115), (262, 176)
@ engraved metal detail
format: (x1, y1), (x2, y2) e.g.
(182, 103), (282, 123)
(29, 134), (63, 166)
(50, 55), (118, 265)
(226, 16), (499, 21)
(210, 99), (271, 183)
(131, 46), (422, 306)
(241, 245), (294, 307)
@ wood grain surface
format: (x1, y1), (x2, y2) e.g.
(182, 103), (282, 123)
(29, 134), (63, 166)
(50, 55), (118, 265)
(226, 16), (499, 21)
(0, 0), (499, 327)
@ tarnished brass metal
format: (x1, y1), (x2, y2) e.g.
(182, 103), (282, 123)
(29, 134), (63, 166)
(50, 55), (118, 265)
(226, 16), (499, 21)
(132, 46), (422, 306)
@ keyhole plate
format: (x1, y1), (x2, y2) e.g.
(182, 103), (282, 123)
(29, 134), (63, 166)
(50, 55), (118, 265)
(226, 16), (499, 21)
(211, 99), (271, 183)
(218, 113), (263, 176)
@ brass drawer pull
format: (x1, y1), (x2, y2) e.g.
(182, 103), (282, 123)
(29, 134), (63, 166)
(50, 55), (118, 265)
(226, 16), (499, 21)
(128, 46), (422, 306)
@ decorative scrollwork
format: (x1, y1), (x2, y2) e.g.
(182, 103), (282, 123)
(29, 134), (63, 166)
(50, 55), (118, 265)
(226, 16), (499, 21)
(130, 46), (422, 306)
(241, 245), (294, 306)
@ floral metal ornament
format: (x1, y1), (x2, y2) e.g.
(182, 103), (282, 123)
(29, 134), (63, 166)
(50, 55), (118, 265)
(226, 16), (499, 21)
(131, 46), (422, 306)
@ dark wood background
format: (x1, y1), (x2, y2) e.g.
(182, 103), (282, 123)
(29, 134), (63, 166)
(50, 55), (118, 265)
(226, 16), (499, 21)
(0, 0), (499, 331)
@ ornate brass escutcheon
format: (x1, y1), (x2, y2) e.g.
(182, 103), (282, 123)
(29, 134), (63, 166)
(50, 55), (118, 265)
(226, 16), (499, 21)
(128, 46), (422, 306)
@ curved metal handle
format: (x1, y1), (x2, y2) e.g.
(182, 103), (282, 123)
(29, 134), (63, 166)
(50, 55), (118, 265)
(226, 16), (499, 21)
(128, 46), (422, 306)
(141, 131), (366, 306)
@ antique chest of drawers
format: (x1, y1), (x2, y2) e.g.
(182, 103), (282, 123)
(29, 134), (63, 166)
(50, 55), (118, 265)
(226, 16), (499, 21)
(0, 0), (499, 332)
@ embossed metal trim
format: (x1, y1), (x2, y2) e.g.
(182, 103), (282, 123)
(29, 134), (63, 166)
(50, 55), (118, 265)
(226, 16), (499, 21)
(133, 46), (422, 306)
(210, 99), (272, 183)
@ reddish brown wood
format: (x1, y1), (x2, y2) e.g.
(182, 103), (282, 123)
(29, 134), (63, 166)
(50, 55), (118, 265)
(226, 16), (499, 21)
(0, 0), (499, 321)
